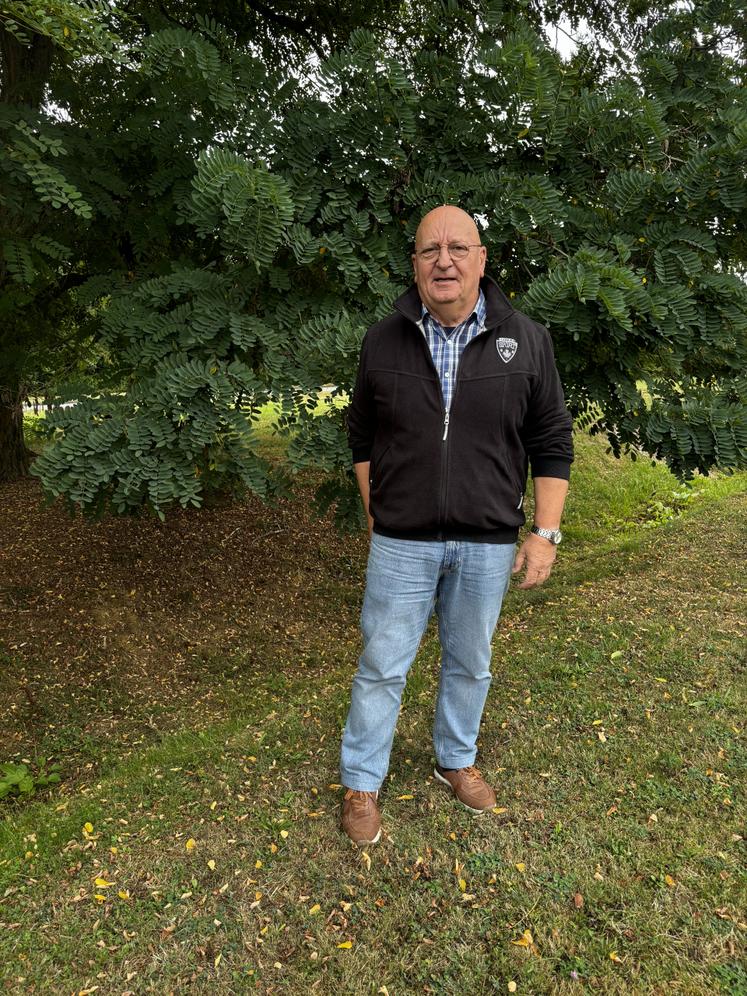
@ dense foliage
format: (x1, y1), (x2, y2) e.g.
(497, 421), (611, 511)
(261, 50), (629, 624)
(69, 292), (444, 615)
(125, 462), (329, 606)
(1, 0), (746, 513)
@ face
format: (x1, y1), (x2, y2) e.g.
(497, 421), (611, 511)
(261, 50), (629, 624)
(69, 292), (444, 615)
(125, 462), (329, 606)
(412, 206), (487, 322)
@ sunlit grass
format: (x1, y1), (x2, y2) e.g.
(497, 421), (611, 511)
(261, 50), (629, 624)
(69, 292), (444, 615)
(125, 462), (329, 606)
(4, 424), (747, 992)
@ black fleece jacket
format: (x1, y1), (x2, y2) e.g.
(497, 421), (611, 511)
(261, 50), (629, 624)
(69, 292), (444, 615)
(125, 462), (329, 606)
(347, 275), (574, 543)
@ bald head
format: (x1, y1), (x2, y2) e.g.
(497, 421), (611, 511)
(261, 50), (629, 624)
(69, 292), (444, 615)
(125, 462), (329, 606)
(412, 205), (486, 326)
(414, 205), (481, 250)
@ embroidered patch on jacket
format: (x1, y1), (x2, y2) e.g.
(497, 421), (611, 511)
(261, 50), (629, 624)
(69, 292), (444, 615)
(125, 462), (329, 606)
(497, 337), (518, 363)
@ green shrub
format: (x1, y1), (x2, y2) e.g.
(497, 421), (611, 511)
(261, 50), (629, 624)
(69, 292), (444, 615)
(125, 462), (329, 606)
(0, 760), (62, 802)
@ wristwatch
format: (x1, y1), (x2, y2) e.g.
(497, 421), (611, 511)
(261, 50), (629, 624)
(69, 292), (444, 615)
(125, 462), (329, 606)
(531, 525), (563, 545)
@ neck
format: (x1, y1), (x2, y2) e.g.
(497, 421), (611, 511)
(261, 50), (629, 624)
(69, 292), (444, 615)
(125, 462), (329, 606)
(425, 295), (479, 328)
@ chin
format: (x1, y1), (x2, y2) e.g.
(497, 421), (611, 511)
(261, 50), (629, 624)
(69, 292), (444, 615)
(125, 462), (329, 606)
(430, 285), (460, 299)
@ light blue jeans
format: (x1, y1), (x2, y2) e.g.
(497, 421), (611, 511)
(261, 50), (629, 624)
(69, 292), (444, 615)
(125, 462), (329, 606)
(340, 534), (515, 792)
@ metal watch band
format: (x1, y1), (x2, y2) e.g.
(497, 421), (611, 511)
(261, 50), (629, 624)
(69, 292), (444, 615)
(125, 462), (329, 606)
(531, 525), (562, 545)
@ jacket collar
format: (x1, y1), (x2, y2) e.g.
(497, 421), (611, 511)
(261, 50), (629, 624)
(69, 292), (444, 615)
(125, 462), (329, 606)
(393, 274), (514, 330)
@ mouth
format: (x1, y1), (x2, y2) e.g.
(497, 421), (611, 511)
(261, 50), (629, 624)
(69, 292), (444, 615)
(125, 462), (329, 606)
(432, 277), (458, 286)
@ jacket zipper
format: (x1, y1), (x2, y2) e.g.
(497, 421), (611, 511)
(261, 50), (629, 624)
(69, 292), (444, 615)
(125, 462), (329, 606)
(436, 323), (490, 529)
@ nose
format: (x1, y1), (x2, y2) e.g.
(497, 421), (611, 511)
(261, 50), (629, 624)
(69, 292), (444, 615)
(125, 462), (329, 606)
(435, 245), (453, 267)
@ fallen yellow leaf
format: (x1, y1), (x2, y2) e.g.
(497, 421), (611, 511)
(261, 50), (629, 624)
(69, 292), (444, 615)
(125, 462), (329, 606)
(396, 794), (414, 800)
(665, 875), (676, 887)
(185, 838), (196, 851)
(458, 878), (467, 892)
(361, 851), (372, 871)
(118, 890), (130, 900)
(94, 878), (114, 888)
(508, 983), (517, 994)
(93, 894), (106, 903)
(309, 904), (321, 915)
(207, 859), (216, 871)
(610, 951), (623, 963)
(270, 843), (278, 853)
(83, 822), (93, 834)
(280, 830), (289, 839)
(511, 929), (534, 947)
(515, 863), (526, 873)
(255, 860), (262, 868)
(337, 940), (353, 949)
(492, 807), (508, 815)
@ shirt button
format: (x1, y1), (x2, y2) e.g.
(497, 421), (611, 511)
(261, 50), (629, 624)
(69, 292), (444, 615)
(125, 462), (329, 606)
(445, 372), (450, 378)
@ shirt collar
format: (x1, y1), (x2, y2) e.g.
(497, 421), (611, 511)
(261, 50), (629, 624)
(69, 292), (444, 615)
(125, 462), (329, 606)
(421, 288), (486, 330)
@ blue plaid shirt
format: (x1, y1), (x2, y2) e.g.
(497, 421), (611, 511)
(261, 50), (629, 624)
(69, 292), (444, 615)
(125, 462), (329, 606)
(418, 289), (487, 413)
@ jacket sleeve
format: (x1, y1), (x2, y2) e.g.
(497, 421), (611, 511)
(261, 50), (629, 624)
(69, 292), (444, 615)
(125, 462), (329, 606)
(523, 327), (574, 480)
(346, 331), (377, 463)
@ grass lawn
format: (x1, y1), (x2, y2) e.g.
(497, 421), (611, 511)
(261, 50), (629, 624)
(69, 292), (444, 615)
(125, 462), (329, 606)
(0, 430), (745, 994)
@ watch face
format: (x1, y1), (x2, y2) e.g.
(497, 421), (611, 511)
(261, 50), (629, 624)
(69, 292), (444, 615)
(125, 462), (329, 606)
(554, 530), (562, 544)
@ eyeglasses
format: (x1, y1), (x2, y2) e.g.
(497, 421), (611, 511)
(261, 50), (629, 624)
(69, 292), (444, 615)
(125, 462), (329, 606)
(414, 243), (483, 262)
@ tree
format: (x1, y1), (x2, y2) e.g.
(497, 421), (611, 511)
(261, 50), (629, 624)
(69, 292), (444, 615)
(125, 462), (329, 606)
(4, 0), (746, 512)
(0, 0), (405, 484)
(0, 1), (122, 481)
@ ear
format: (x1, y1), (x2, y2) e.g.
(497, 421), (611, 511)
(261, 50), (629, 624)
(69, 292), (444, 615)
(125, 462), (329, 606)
(411, 254), (418, 281)
(479, 246), (487, 276)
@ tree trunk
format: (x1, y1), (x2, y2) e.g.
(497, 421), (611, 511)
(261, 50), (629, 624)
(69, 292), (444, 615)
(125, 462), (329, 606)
(0, 24), (53, 483)
(0, 22), (53, 107)
(0, 386), (32, 483)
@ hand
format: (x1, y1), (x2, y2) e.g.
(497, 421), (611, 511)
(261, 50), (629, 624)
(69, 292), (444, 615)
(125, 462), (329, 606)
(512, 533), (557, 589)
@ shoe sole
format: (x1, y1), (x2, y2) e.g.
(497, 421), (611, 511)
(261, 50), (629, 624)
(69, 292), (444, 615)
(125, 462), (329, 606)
(350, 828), (382, 846)
(433, 768), (491, 815)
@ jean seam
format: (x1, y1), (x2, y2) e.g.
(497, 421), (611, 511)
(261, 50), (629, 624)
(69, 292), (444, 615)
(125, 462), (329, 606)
(434, 578), (450, 765)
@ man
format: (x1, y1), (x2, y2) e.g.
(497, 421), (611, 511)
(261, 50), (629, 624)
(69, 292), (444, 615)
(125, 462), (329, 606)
(340, 205), (573, 845)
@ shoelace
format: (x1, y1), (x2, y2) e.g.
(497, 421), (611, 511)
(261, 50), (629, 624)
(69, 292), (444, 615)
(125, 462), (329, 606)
(346, 789), (377, 811)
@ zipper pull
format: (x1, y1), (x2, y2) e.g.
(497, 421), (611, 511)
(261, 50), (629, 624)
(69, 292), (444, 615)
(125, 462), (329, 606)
(442, 411), (450, 441)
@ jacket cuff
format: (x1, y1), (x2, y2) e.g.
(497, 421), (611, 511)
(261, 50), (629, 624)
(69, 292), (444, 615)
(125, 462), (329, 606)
(352, 446), (372, 463)
(530, 457), (572, 480)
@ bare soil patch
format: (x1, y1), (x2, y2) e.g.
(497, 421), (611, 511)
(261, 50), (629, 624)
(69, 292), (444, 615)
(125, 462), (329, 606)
(0, 476), (366, 762)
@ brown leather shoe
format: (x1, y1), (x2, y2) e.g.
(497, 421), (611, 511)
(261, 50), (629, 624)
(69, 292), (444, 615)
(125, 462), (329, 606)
(341, 788), (382, 845)
(434, 765), (496, 813)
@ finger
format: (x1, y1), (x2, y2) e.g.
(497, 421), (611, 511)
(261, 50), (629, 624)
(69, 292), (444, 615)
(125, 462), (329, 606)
(517, 570), (539, 589)
(511, 550), (526, 574)
(518, 568), (550, 589)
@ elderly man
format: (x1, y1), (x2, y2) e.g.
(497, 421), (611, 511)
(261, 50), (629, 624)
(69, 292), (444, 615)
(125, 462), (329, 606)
(340, 205), (573, 845)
